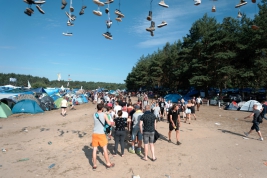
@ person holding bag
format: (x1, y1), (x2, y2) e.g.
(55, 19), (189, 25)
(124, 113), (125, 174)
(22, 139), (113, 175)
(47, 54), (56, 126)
(92, 104), (115, 170)
(113, 110), (127, 157)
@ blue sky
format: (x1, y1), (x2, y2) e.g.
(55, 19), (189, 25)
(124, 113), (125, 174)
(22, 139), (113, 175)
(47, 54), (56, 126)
(0, 0), (259, 84)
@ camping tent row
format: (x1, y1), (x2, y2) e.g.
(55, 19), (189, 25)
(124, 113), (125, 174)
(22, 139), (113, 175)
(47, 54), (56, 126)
(0, 92), (88, 118)
(225, 100), (263, 111)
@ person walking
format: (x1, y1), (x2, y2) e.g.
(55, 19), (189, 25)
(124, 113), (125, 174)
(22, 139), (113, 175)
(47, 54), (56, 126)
(153, 102), (160, 122)
(168, 104), (182, 145)
(196, 96), (202, 111)
(139, 105), (157, 161)
(113, 110), (127, 157)
(244, 104), (264, 141)
(92, 104), (115, 170)
(185, 100), (194, 124)
(60, 96), (68, 117)
(190, 99), (197, 120)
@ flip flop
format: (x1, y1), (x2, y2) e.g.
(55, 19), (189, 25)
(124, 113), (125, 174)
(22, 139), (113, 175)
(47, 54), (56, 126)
(152, 158), (157, 162)
(142, 157), (147, 161)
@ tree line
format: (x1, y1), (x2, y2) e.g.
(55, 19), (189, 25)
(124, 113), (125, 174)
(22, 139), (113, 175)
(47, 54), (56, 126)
(125, 1), (267, 95)
(0, 73), (126, 90)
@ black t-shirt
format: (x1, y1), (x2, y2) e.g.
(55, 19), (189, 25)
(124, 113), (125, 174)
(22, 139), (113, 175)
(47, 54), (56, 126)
(129, 109), (136, 120)
(140, 111), (156, 132)
(169, 110), (179, 123)
(159, 101), (165, 108)
(120, 102), (127, 107)
(114, 117), (127, 131)
(262, 104), (267, 115)
(253, 110), (260, 122)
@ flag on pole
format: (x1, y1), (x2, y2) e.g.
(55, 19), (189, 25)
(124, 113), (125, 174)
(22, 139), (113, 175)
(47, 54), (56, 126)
(28, 80), (31, 89)
(57, 73), (61, 81)
(67, 82), (69, 87)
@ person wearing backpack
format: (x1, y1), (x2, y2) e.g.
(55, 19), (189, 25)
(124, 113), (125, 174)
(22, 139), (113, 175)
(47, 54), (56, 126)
(92, 104), (115, 170)
(261, 100), (267, 120)
(244, 104), (264, 141)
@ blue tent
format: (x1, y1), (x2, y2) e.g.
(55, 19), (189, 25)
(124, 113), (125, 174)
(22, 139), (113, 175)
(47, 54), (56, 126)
(80, 95), (88, 103)
(31, 88), (47, 94)
(12, 99), (44, 114)
(76, 97), (83, 104)
(164, 94), (182, 103)
(51, 95), (60, 101)
(44, 89), (59, 96)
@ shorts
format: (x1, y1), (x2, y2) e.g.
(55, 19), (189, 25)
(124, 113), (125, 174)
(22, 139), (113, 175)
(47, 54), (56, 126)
(143, 132), (155, 144)
(127, 118), (131, 122)
(251, 122), (260, 132)
(61, 107), (67, 109)
(160, 108), (164, 115)
(92, 133), (108, 147)
(169, 122), (179, 131)
(185, 108), (191, 114)
(132, 127), (143, 141)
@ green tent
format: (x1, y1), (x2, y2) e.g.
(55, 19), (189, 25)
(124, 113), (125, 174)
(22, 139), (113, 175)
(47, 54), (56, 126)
(0, 102), (12, 118)
(54, 98), (63, 109)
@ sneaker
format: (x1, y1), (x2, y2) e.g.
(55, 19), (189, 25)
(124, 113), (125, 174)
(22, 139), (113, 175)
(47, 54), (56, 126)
(102, 32), (112, 40)
(105, 8), (109, 14)
(244, 132), (249, 137)
(93, 10), (102, 16)
(177, 141), (182, 145)
(194, 0), (201, 5)
(26, 8), (34, 13)
(168, 139), (171, 143)
(82, 5), (87, 9)
(93, 0), (105, 6)
(61, 4), (67, 9)
(106, 20), (112, 28)
(235, 0), (247, 8)
(62, 0), (67, 5)
(115, 9), (124, 18)
(129, 147), (135, 154)
(147, 11), (152, 21)
(67, 20), (74, 26)
(157, 21), (167, 28)
(146, 21), (155, 32)
(24, 0), (34, 4)
(116, 15), (122, 22)
(70, 6), (74, 12)
(33, 0), (46, 4)
(36, 5), (45, 14)
(211, 5), (216, 12)
(71, 14), (76, 21)
(24, 10), (32, 16)
(104, 0), (114, 4)
(159, 0), (169, 8)
(136, 148), (141, 155)
(237, 11), (242, 18)
(259, 137), (264, 141)
(79, 9), (84, 15)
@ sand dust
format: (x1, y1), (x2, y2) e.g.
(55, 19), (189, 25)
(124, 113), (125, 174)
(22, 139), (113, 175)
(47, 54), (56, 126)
(0, 97), (267, 178)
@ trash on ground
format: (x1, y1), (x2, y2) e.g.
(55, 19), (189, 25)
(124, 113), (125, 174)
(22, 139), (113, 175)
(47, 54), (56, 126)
(165, 175), (171, 178)
(215, 123), (221, 125)
(243, 137), (249, 139)
(132, 175), (140, 178)
(18, 158), (29, 162)
(2, 148), (6, 152)
(48, 163), (55, 169)
(48, 141), (52, 145)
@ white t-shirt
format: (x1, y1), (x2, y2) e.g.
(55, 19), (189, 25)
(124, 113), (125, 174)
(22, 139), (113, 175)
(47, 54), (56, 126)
(61, 99), (68, 107)
(114, 105), (122, 116)
(196, 98), (202, 104)
(122, 111), (128, 118)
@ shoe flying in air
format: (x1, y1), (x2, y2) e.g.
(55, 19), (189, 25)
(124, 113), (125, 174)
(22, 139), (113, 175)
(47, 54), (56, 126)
(65, 12), (76, 21)
(93, 10), (102, 16)
(61, 0), (67, 9)
(106, 20), (112, 28)
(36, 5), (45, 14)
(194, 0), (201, 5)
(63, 32), (73, 36)
(104, 0), (114, 4)
(93, 0), (105, 6)
(116, 15), (122, 22)
(102, 32), (113, 40)
(157, 21), (167, 28)
(235, 0), (247, 8)
(115, 9), (124, 18)
(146, 21), (155, 32)
(67, 19), (74, 26)
(147, 11), (152, 21)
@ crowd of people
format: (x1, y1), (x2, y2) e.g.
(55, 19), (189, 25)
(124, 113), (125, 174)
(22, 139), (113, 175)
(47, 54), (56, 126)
(90, 92), (204, 170)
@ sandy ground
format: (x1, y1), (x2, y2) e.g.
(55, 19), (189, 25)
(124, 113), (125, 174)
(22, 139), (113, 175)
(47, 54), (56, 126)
(0, 97), (267, 178)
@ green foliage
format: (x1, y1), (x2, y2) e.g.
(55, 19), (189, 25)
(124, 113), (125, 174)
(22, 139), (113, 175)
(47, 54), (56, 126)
(126, 1), (267, 92)
(0, 73), (125, 90)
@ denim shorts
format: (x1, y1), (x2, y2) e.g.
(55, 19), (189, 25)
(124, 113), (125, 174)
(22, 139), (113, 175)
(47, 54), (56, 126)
(143, 132), (155, 144)
(132, 127), (142, 141)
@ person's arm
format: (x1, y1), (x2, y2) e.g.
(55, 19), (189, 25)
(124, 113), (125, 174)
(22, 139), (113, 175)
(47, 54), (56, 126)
(139, 120), (143, 134)
(104, 114), (113, 126)
(154, 118), (157, 130)
(178, 114), (181, 126)
(244, 113), (254, 119)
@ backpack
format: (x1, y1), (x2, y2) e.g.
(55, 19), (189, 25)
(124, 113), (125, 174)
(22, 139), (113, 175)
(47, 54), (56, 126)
(258, 110), (264, 123)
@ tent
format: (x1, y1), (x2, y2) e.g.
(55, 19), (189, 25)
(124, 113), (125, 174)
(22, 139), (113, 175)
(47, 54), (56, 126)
(80, 95), (88, 103)
(51, 95), (61, 101)
(240, 100), (262, 112)
(31, 87), (47, 94)
(12, 99), (44, 114)
(76, 97), (83, 104)
(40, 96), (55, 111)
(44, 88), (59, 96)
(164, 94), (182, 103)
(54, 98), (63, 108)
(225, 101), (239, 110)
(0, 102), (12, 118)
(0, 98), (16, 109)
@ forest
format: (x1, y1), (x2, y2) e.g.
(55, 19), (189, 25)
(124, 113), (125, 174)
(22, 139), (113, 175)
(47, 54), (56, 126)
(125, 1), (267, 95)
(0, 73), (126, 90)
